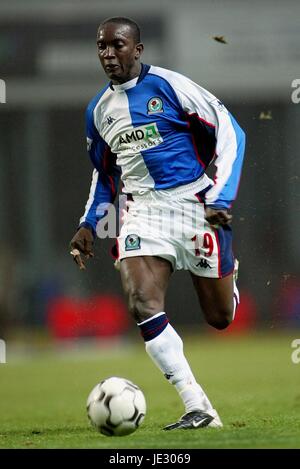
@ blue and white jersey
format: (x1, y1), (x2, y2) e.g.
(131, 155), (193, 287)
(80, 64), (245, 232)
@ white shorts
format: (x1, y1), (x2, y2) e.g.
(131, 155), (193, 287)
(117, 175), (234, 278)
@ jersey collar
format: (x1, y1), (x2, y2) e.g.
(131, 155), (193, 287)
(110, 64), (150, 92)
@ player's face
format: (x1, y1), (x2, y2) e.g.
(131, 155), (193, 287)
(96, 23), (143, 84)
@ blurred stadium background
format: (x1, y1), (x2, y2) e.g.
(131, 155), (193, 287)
(0, 0), (300, 347)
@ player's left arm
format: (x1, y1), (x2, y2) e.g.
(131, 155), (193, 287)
(202, 102), (246, 226)
(172, 75), (246, 226)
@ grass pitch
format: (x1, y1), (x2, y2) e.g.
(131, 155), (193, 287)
(0, 331), (300, 449)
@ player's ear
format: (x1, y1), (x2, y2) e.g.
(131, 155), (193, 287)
(135, 43), (144, 59)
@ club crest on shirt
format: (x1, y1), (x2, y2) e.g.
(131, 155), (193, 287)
(125, 234), (141, 251)
(147, 97), (164, 114)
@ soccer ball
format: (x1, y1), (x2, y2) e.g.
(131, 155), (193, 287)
(86, 377), (146, 436)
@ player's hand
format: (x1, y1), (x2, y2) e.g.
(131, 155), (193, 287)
(205, 207), (232, 227)
(69, 227), (94, 270)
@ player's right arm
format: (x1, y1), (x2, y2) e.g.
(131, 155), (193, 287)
(70, 102), (120, 270)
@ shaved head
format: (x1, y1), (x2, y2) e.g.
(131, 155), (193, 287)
(96, 18), (144, 84)
(100, 17), (141, 44)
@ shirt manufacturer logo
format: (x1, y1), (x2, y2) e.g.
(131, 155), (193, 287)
(106, 115), (116, 125)
(196, 259), (212, 269)
(210, 99), (228, 114)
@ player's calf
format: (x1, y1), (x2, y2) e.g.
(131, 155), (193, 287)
(127, 288), (164, 322)
(205, 282), (240, 330)
(205, 307), (234, 330)
(120, 257), (171, 323)
(190, 269), (239, 331)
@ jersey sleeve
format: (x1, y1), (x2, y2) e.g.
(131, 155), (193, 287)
(79, 103), (121, 235)
(171, 73), (246, 209)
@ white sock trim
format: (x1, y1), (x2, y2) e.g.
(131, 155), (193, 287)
(232, 281), (240, 320)
(137, 312), (166, 326)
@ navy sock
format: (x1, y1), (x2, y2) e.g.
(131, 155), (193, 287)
(138, 313), (169, 342)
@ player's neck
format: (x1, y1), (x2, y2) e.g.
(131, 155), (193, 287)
(111, 63), (142, 85)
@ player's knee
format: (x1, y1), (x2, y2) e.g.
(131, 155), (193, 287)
(206, 308), (233, 330)
(209, 317), (232, 330)
(127, 288), (162, 323)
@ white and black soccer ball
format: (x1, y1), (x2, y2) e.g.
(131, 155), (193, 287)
(86, 377), (146, 436)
